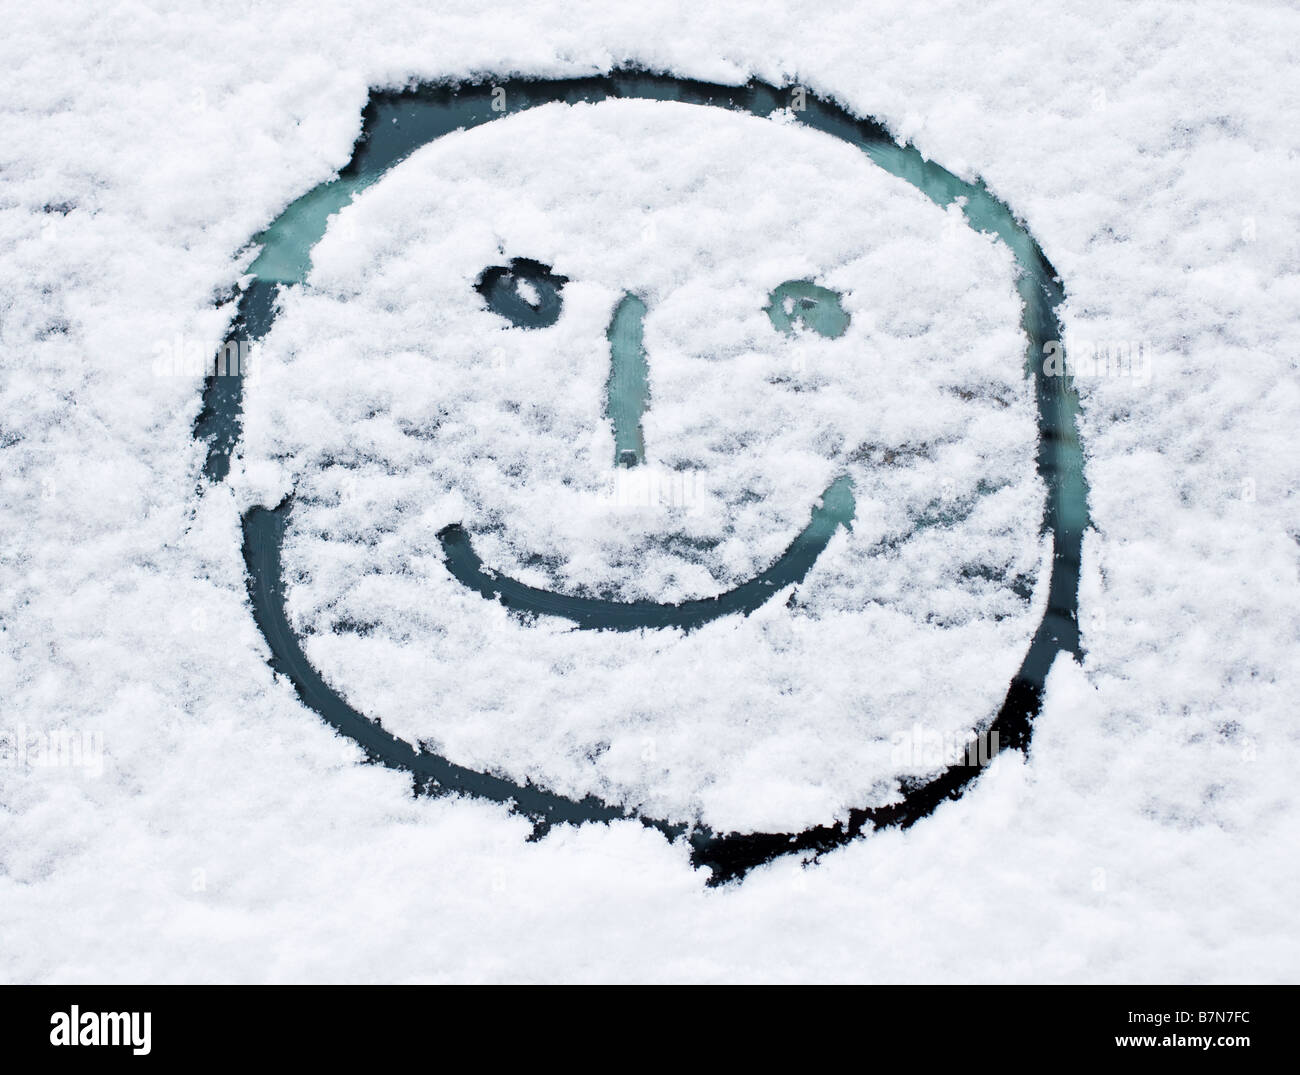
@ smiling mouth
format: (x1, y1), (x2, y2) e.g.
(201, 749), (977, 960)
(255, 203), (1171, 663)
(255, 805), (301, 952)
(432, 279), (857, 630)
(437, 473), (855, 632)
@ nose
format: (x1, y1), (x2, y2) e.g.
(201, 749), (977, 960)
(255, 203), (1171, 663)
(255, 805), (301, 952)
(605, 293), (649, 468)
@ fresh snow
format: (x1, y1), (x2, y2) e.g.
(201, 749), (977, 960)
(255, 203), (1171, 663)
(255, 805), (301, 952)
(0, 0), (1297, 982)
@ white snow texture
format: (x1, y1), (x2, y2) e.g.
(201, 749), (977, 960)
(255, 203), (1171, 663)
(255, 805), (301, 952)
(0, 0), (1296, 982)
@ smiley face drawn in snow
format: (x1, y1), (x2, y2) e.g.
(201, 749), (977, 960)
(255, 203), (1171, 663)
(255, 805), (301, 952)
(204, 74), (1087, 883)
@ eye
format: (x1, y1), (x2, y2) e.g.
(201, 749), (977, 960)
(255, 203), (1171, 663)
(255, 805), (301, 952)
(764, 280), (850, 339)
(475, 257), (567, 329)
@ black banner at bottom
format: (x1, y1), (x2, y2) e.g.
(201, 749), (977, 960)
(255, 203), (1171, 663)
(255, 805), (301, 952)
(0, 984), (1285, 1063)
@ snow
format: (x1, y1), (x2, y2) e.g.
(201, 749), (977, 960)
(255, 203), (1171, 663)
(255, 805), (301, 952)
(237, 99), (1041, 829)
(0, 0), (1297, 982)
